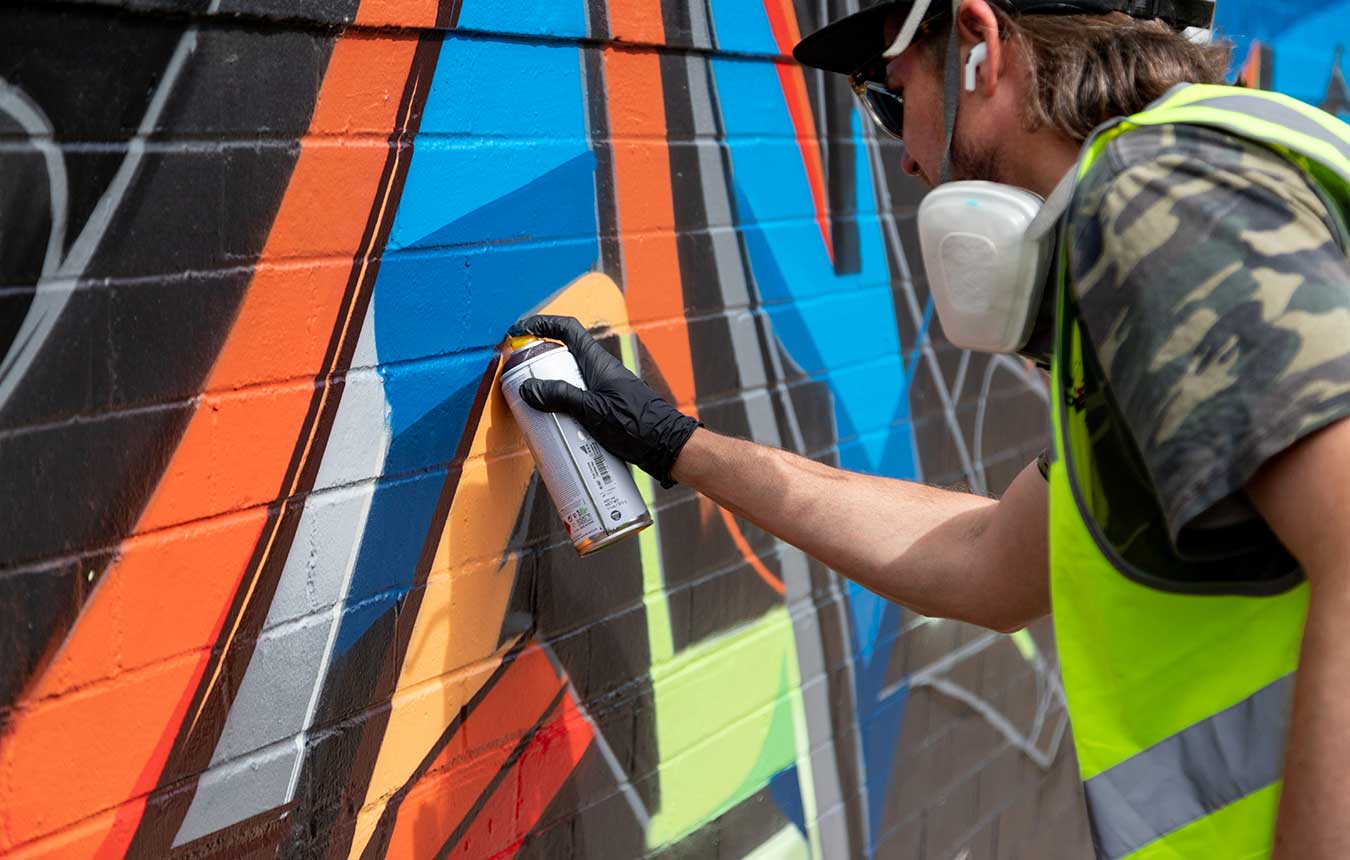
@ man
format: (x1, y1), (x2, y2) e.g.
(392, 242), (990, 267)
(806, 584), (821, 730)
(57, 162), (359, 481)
(508, 0), (1350, 856)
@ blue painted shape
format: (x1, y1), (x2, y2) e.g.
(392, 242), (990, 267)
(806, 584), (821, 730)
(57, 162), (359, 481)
(329, 36), (600, 656)
(391, 34), (592, 251)
(707, 0), (780, 55)
(411, 153), (598, 252)
(768, 765), (808, 839)
(456, 0), (588, 38)
(1218, 0), (1350, 116)
(1268, 6), (1350, 114)
(861, 686), (908, 850)
(417, 35), (590, 139)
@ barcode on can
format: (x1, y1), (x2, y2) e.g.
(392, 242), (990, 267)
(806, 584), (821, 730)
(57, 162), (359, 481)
(581, 442), (613, 485)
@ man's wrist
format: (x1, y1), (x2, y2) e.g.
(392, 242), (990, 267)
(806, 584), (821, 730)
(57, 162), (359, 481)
(669, 426), (712, 487)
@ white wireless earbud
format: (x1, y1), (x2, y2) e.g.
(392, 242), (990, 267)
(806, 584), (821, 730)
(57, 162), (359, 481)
(964, 42), (989, 92)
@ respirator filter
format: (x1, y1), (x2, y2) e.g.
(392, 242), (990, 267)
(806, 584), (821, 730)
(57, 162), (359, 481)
(917, 181), (1054, 354)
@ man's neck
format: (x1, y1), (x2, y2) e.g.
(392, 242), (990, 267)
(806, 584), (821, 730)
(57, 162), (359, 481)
(1003, 131), (1081, 198)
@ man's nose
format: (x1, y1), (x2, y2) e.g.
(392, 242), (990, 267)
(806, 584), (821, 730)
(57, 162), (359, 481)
(901, 150), (922, 178)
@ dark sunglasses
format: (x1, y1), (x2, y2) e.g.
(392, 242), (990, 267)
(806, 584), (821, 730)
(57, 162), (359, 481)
(848, 16), (941, 142)
(849, 69), (906, 141)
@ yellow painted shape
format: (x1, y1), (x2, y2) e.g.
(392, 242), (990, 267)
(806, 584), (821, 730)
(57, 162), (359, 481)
(535, 271), (633, 337)
(347, 273), (632, 860)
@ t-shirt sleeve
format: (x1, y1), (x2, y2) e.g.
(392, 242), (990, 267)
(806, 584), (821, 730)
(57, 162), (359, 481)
(1066, 124), (1350, 544)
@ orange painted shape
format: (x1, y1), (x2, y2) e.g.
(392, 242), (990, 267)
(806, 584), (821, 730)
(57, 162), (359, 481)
(607, 0), (666, 44)
(719, 508), (786, 595)
(0, 32), (426, 860)
(1, 806), (124, 860)
(0, 508), (269, 853)
(764, 0), (833, 259)
(381, 645), (587, 859)
(448, 691), (593, 859)
(354, 0), (440, 29)
(309, 32), (425, 135)
(603, 50), (697, 410)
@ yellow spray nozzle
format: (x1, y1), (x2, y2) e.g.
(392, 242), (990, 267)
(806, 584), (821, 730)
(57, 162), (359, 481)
(506, 334), (539, 351)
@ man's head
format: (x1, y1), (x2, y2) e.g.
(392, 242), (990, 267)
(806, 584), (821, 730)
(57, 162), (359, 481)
(796, 0), (1231, 192)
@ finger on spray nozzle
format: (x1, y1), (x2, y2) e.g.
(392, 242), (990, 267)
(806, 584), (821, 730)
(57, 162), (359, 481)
(519, 377), (587, 415)
(506, 317), (537, 339)
(509, 315), (594, 352)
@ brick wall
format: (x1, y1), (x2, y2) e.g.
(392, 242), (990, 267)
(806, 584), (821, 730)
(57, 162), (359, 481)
(0, 1), (1167, 857)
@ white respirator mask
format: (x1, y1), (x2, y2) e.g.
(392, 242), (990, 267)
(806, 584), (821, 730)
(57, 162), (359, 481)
(918, 180), (1059, 354)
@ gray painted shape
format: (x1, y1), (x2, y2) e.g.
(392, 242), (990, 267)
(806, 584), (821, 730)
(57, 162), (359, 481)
(686, 0), (713, 50)
(174, 312), (391, 847)
(172, 735), (300, 846)
(0, 80), (68, 281)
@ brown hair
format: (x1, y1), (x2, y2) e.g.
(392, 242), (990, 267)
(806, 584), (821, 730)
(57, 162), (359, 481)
(928, 10), (1233, 142)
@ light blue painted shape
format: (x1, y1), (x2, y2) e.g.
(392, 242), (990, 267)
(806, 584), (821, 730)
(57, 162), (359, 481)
(1268, 6), (1350, 114)
(1219, 0), (1350, 116)
(456, 0), (589, 38)
(711, 55), (912, 478)
(707, 0), (780, 55)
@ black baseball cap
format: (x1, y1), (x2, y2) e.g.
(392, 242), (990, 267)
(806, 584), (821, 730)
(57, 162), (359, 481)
(792, 0), (1217, 76)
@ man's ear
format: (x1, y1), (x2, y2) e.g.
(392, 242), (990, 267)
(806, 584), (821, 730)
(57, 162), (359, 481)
(956, 0), (1003, 97)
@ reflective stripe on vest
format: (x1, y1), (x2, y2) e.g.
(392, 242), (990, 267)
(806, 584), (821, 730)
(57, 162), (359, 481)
(1084, 675), (1294, 860)
(1050, 84), (1350, 860)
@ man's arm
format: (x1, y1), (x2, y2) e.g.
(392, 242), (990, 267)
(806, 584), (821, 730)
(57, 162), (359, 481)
(507, 314), (1051, 634)
(673, 428), (1050, 633)
(1245, 417), (1350, 860)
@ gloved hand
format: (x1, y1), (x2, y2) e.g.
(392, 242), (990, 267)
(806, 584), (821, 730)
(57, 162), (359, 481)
(506, 315), (701, 488)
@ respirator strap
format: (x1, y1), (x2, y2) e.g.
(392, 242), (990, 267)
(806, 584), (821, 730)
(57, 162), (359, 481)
(1028, 168), (1078, 240)
(938, 0), (962, 185)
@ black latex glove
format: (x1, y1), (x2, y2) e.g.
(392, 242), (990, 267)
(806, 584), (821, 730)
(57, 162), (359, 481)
(506, 315), (701, 489)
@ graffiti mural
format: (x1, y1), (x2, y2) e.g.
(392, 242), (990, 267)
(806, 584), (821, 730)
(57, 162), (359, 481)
(1221, 0), (1350, 118)
(16, 0), (1337, 858)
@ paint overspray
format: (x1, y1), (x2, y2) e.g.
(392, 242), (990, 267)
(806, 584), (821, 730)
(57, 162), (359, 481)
(499, 335), (652, 555)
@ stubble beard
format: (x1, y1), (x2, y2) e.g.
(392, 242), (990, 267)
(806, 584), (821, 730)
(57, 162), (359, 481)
(948, 130), (1003, 184)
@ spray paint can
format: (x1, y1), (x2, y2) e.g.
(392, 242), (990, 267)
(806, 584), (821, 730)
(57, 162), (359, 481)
(500, 335), (652, 555)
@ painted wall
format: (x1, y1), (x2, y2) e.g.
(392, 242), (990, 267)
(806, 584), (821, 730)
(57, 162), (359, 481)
(7, 1), (1337, 859)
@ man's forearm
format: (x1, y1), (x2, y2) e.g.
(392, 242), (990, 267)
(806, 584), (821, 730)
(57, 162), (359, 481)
(672, 428), (1048, 631)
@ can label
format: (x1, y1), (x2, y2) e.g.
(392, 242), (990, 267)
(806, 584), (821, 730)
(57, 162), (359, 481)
(500, 340), (650, 553)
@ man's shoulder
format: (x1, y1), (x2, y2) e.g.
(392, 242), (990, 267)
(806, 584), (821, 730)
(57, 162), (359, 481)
(1071, 121), (1338, 238)
(1063, 117), (1350, 548)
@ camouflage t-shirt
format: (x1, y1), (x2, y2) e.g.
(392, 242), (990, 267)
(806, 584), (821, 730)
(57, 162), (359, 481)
(1064, 122), (1350, 572)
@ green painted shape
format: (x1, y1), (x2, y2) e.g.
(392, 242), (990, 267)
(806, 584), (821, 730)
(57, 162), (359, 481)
(645, 608), (801, 848)
(728, 657), (797, 803)
(1010, 629), (1038, 662)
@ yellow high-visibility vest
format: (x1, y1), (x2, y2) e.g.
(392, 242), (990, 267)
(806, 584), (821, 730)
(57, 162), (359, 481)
(1050, 84), (1350, 860)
